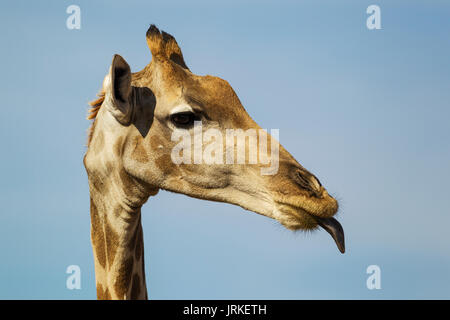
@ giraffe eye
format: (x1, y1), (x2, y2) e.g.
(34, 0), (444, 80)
(170, 112), (198, 127)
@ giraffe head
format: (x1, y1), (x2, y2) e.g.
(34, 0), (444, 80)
(85, 25), (344, 253)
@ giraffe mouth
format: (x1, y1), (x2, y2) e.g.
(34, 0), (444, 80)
(314, 216), (345, 254)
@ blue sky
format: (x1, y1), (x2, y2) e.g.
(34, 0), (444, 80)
(0, 0), (449, 299)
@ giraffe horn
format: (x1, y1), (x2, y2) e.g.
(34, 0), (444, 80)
(145, 24), (189, 70)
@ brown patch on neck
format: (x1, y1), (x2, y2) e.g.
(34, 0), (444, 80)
(104, 217), (119, 266)
(135, 226), (144, 262)
(114, 136), (123, 157)
(114, 255), (134, 298)
(138, 224), (148, 300)
(142, 260), (148, 300)
(130, 274), (142, 299)
(90, 198), (106, 269)
(128, 216), (143, 253)
(96, 283), (111, 300)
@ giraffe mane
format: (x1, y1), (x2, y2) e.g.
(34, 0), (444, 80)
(86, 89), (105, 146)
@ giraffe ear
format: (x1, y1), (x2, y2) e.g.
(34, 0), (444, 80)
(106, 54), (134, 125)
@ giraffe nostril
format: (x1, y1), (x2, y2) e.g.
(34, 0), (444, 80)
(295, 171), (311, 190)
(293, 169), (322, 197)
(314, 176), (322, 187)
(310, 175), (322, 191)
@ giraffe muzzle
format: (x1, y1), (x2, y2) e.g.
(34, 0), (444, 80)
(315, 217), (345, 254)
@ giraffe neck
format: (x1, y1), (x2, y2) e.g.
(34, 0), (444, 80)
(89, 195), (148, 300)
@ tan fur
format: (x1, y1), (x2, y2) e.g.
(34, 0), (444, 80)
(130, 136), (149, 163)
(96, 283), (111, 300)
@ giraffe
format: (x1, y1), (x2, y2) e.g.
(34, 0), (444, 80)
(83, 25), (344, 300)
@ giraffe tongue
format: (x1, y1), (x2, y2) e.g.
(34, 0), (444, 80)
(316, 217), (345, 254)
